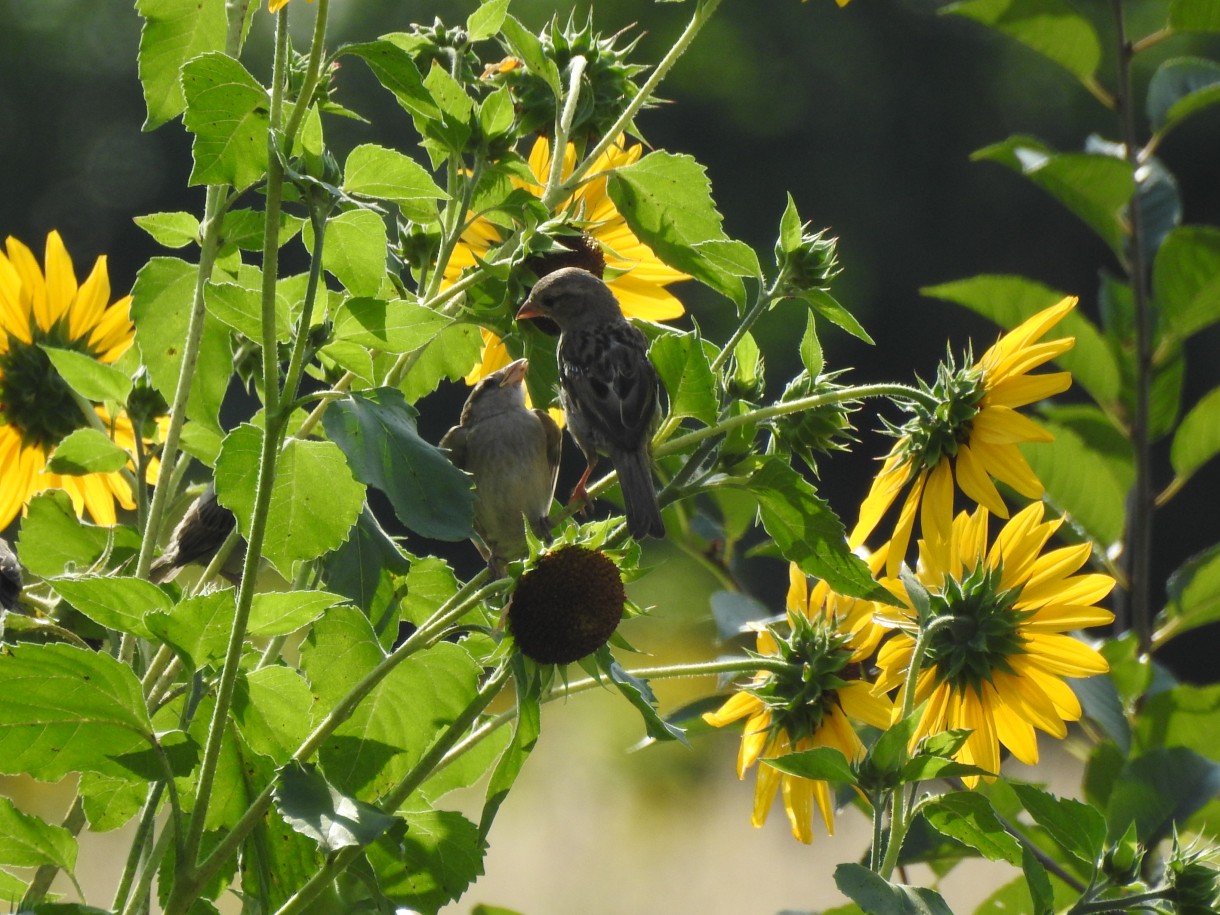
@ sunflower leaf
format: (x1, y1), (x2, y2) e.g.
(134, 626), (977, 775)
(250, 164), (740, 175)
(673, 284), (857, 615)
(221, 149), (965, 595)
(498, 15), (562, 95)
(1153, 225), (1220, 340)
(215, 426), (366, 573)
(943, 0), (1101, 81)
(1171, 384), (1220, 482)
(0, 793), (77, 873)
(0, 643), (154, 781)
(1159, 543), (1220, 643)
(1011, 782), (1107, 867)
(1170, 0), (1220, 32)
(15, 492), (141, 580)
(601, 648), (688, 745)
(480, 654), (541, 842)
(232, 668), (317, 764)
(1106, 747), (1220, 845)
(302, 209), (389, 299)
(366, 805), (481, 913)
(921, 792), (1023, 865)
(135, 0), (227, 130)
(39, 345), (132, 405)
(648, 330), (718, 426)
(834, 863), (955, 915)
(134, 211), (201, 248)
(331, 297), (452, 355)
(45, 429), (131, 476)
(145, 590), (237, 673)
(49, 575), (171, 639)
(274, 761), (402, 853)
(343, 144), (447, 222)
(765, 746), (857, 784)
(181, 52), (271, 191)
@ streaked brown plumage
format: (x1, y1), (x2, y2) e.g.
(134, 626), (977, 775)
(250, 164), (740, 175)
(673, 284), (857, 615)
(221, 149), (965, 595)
(516, 267), (665, 539)
(149, 482), (243, 584)
(441, 358), (562, 575)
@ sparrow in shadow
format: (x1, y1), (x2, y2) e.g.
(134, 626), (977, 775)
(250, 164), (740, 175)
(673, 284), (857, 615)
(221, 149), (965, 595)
(516, 267), (665, 539)
(441, 358), (562, 574)
(149, 482), (243, 584)
(0, 536), (22, 610)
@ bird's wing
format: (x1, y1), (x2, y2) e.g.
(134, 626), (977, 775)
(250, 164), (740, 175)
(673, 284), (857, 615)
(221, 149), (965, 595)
(561, 321), (658, 453)
(439, 425), (468, 468)
(535, 408), (564, 492)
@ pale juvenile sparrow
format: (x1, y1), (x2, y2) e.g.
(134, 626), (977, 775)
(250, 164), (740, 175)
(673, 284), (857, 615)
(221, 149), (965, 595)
(516, 267), (665, 539)
(441, 358), (562, 574)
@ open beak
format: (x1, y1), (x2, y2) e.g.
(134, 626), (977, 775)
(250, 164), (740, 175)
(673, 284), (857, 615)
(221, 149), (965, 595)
(499, 358), (528, 388)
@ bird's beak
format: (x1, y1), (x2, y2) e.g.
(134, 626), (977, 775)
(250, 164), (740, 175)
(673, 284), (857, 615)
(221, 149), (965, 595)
(499, 358), (528, 388)
(516, 299), (542, 320)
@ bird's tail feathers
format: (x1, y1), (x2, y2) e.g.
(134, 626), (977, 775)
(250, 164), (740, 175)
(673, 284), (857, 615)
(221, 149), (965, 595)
(613, 449), (664, 539)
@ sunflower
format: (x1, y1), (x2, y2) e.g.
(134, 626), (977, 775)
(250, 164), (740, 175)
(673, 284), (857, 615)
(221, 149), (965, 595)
(850, 296), (1076, 577)
(790, 548), (889, 657)
(446, 136), (690, 384)
(872, 501), (1113, 787)
(703, 563), (893, 843)
(0, 231), (158, 528)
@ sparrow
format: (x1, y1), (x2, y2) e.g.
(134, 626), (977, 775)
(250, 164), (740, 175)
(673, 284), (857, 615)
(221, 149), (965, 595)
(0, 535), (21, 610)
(149, 482), (244, 584)
(441, 358), (563, 575)
(516, 267), (665, 539)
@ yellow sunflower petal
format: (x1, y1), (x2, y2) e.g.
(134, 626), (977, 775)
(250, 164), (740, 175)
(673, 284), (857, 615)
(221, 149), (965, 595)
(1024, 604), (1116, 630)
(995, 668), (1067, 738)
(921, 459), (954, 550)
(786, 563), (809, 615)
(985, 371), (1073, 409)
(703, 690), (762, 728)
(954, 442), (1008, 516)
(781, 773), (815, 844)
(984, 679), (1039, 765)
(837, 681), (895, 731)
(751, 737), (783, 827)
(969, 439), (1044, 500)
(1009, 656), (1081, 722)
(979, 296), (1076, 379)
(72, 255), (112, 344)
(1023, 632), (1109, 677)
(43, 230), (78, 328)
(972, 404), (1055, 445)
(1019, 571), (1116, 610)
(5, 235), (50, 332)
(849, 451), (910, 550)
(885, 469), (925, 578)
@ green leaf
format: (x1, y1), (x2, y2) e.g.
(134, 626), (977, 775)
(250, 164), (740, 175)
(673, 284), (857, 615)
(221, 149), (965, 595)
(1022, 405), (1132, 549)
(233, 670), (317, 764)
(740, 458), (895, 604)
(921, 792), (1023, 865)
(144, 590), (236, 672)
(134, 211), (201, 248)
(0, 644), (153, 780)
(217, 207), (305, 252)
(400, 321), (484, 402)
(1136, 683), (1220, 765)
(1153, 225), (1220, 339)
(866, 710), (922, 780)
(1149, 57), (1220, 137)
(274, 761), (401, 853)
(46, 429), (131, 476)
(899, 756), (994, 782)
(15, 492), (140, 579)
(39, 345), (132, 404)
(944, 0), (1101, 80)
(1023, 844), (1056, 915)
(972, 138), (1133, 258)
(331, 296), (450, 354)
(799, 311), (823, 376)
(78, 771), (147, 832)
(923, 274), (1120, 406)
(478, 87), (515, 141)
(321, 505), (412, 617)
(1158, 544), (1220, 643)
(322, 388), (475, 541)
(1107, 747), (1220, 844)
(215, 427), (366, 574)
(798, 288), (873, 343)
(301, 608), (483, 799)
(1172, 385), (1220, 480)
(499, 15), (561, 95)
(467, 0), (511, 41)
(49, 575), (170, 638)
(131, 257), (231, 434)
(181, 52), (271, 190)
(603, 651), (687, 744)
(367, 806), (482, 913)
(135, 0), (227, 129)
(249, 591), (345, 638)
(607, 151), (745, 308)
(764, 746), (856, 783)
(203, 279), (291, 342)
(303, 208), (388, 298)
(1011, 782), (1106, 867)
(343, 41), (440, 123)
(0, 794), (77, 872)
(648, 331), (718, 425)
(422, 63), (475, 153)
(343, 144), (446, 222)
(1170, 0), (1220, 32)
(777, 192), (804, 257)
(419, 723), (511, 803)
(1071, 673), (1130, 755)
(834, 863), (955, 915)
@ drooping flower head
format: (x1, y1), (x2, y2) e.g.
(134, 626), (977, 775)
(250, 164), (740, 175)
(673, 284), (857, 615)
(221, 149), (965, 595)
(850, 296), (1076, 577)
(872, 501), (1113, 786)
(447, 136), (689, 385)
(703, 564), (892, 843)
(0, 232), (158, 527)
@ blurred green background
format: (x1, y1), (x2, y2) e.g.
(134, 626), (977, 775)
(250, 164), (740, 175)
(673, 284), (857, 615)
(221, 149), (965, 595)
(2, 2), (1219, 910)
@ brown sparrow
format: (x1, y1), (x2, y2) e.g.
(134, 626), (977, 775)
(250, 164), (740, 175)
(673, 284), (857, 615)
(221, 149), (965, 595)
(149, 482), (243, 584)
(516, 267), (665, 539)
(441, 358), (562, 574)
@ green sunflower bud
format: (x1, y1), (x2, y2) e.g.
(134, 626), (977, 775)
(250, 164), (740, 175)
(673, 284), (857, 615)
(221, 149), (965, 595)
(769, 371), (857, 470)
(776, 227), (841, 298)
(507, 545), (626, 665)
(1166, 834), (1220, 915)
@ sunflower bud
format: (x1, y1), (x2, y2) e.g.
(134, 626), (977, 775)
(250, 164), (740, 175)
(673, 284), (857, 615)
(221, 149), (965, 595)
(776, 227), (841, 298)
(1166, 834), (1220, 915)
(506, 545), (625, 664)
(401, 18), (481, 86)
(769, 371), (857, 470)
(489, 14), (647, 145)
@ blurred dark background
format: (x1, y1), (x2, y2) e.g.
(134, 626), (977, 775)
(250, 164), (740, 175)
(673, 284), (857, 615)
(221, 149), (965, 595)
(2, 0), (1219, 679)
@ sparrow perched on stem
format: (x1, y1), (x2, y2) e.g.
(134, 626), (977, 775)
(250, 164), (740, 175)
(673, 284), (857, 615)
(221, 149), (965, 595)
(441, 358), (562, 575)
(0, 536), (22, 610)
(516, 267), (666, 539)
(149, 482), (243, 584)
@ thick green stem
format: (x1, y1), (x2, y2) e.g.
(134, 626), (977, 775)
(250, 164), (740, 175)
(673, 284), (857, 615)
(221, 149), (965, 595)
(709, 279), (779, 375)
(543, 0), (725, 208)
(1069, 890), (1168, 914)
(543, 54), (587, 200)
(280, 207), (328, 408)
(271, 663), (514, 915)
(653, 382), (934, 460)
(1111, 0), (1153, 655)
